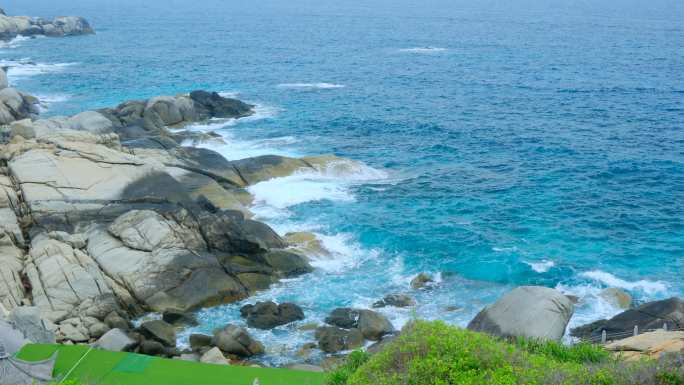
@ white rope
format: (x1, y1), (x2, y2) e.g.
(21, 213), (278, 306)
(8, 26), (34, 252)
(59, 345), (94, 384)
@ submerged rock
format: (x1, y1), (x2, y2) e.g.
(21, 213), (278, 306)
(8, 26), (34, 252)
(373, 294), (416, 308)
(239, 301), (305, 329)
(467, 286), (574, 341)
(410, 273), (434, 289)
(599, 288), (632, 310)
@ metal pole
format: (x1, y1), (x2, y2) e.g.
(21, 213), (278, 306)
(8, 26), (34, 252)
(601, 330), (606, 344)
(633, 325), (638, 337)
(663, 323), (668, 331)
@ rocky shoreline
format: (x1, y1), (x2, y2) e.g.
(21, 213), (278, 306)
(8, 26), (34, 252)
(0, 8), (93, 40)
(0, 9), (682, 371)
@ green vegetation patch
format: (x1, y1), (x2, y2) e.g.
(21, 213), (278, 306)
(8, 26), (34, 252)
(327, 320), (684, 385)
(17, 344), (325, 385)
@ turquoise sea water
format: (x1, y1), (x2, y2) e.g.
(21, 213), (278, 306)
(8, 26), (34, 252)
(3, 0), (683, 365)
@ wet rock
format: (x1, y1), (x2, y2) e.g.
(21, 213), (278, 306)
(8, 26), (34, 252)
(315, 326), (364, 353)
(467, 286), (574, 341)
(162, 309), (198, 326)
(189, 90), (253, 119)
(410, 273), (434, 289)
(325, 308), (360, 329)
(262, 250), (313, 277)
(240, 301), (305, 329)
(139, 320), (176, 347)
(105, 312), (131, 330)
(197, 210), (286, 255)
(95, 328), (136, 352)
(373, 294), (416, 308)
(357, 310), (394, 341)
(571, 297), (684, 341)
(284, 232), (330, 256)
(212, 324), (264, 357)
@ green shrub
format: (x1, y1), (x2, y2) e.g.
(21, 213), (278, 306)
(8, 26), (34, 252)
(326, 320), (684, 385)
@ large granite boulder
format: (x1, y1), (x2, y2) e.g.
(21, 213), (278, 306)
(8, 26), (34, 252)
(95, 328), (136, 352)
(467, 286), (574, 341)
(571, 297), (684, 341)
(212, 324), (264, 357)
(0, 87), (39, 124)
(239, 301), (305, 329)
(189, 90), (253, 119)
(139, 320), (176, 347)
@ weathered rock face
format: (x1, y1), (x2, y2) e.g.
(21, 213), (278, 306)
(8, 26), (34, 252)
(0, 12), (93, 40)
(357, 310), (395, 341)
(95, 328), (136, 352)
(139, 320), (176, 347)
(467, 286), (574, 341)
(0, 85), (40, 124)
(240, 301), (305, 329)
(571, 297), (684, 341)
(212, 324), (264, 357)
(605, 330), (684, 361)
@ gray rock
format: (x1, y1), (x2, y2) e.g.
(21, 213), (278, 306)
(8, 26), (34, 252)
(239, 301), (305, 329)
(198, 210), (286, 255)
(285, 364), (324, 372)
(8, 306), (55, 343)
(325, 308), (360, 329)
(139, 320), (176, 347)
(467, 286), (574, 341)
(212, 324), (264, 357)
(104, 312), (131, 330)
(357, 310), (394, 341)
(373, 294), (416, 308)
(571, 297), (684, 341)
(189, 90), (253, 119)
(200, 346), (229, 365)
(87, 322), (110, 338)
(315, 326), (364, 353)
(95, 328), (136, 352)
(140, 340), (165, 356)
(162, 309), (198, 326)
(179, 353), (200, 362)
(189, 333), (212, 351)
(262, 250), (313, 277)
(0, 68), (7, 89)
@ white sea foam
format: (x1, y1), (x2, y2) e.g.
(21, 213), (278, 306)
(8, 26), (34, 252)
(247, 160), (388, 218)
(524, 259), (556, 273)
(556, 283), (624, 339)
(0, 35), (36, 49)
(0, 60), (77, 83)
(399, 46), (447, 53)
(277, 82), (345, 90)
(580, 270), (667, 294)
(35, 93), (71, 112)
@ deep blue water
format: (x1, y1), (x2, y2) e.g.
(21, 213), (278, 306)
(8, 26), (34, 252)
(3, 0), (683, 364)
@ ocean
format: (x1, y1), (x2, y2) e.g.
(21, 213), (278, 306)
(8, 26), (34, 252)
(3, 0), (683, 365)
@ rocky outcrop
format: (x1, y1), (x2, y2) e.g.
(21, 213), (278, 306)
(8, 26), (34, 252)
(0, 10), (93, 40)
(605, 330), (684, 361)
(0, 90), (332, 347)
(317, 308), (394, 352)
(0, 69), (40, 125)
(467, 286), (574, 341)
(571, 297), (684, 341)
(240, 301), (305, 329)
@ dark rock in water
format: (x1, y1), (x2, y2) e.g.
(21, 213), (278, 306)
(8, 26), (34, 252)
(410, 273), (434, 289)
(325, 308), (361, 329)
(212, 324), (264, 357)
(315, 326), (364, 353)
(139, 320), (176, 347)
(189, 90), (253, 119)
(189, 333), (213, 351)
(162, 309), (198, 326)
(198, 210), (286, 255)
(262, 250), (313, 277)
(240, 301), (305, 329)
(373, 294), (416, 308)
(140, 340), (165, 356)
(467, 286), (574, 342)
(571, 297), (684, 341)
(236, 273), (276, 292)
(357, 310), (394, 341)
